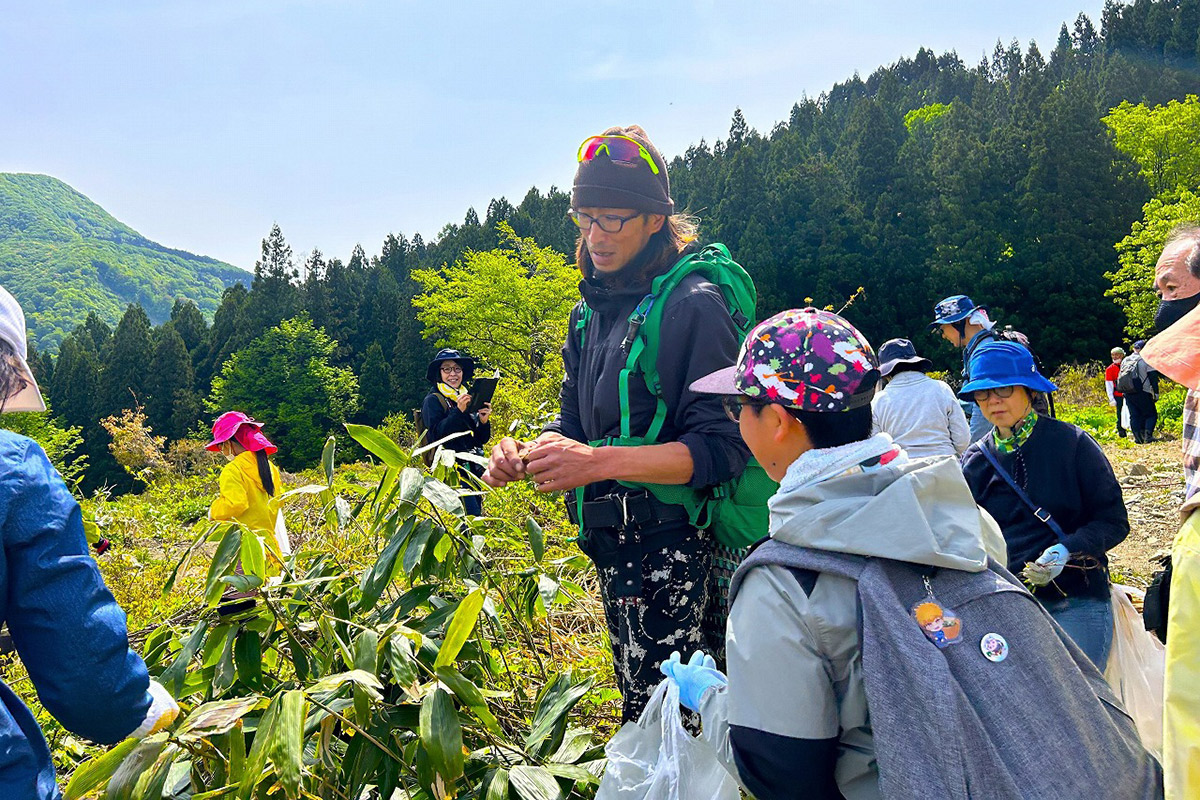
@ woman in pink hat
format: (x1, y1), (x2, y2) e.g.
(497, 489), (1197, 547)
(206, 412), (288, 611)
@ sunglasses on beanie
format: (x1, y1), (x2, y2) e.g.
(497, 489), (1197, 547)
(577, 135), (660, 174)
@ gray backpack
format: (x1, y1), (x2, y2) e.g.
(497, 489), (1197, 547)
(730, 540), (1162, 799)
(1116, 354), (1144, 394)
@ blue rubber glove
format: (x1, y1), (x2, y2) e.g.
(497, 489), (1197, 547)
(659, 650), (728, 712)
(1026, 543), (1071, 586)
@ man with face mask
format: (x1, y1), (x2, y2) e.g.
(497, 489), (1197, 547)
(1153, 225), (1200, 487)
(1142, 223), (1200, 798)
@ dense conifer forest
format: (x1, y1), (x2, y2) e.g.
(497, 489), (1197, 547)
(23, 0), (1200, 490)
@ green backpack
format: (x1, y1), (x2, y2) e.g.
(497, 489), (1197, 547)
(575, 243), (778, 549)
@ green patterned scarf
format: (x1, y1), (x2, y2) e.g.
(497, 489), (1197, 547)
(992, 408), (1038, 453)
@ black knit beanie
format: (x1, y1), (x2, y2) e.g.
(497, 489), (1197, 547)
(571, 125), (674, 216)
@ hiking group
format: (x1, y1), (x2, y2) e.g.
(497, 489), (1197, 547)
(0, 123), (1194, 799)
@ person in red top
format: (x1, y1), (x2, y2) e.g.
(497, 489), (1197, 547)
(1105, 346), (1127, 439)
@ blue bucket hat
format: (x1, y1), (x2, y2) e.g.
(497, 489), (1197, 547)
(426, 348), (476, 384)
(958, 341), (1056, 400)
(929, 295), (988, 330)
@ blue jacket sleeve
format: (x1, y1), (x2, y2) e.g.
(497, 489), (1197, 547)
(4, 439), (150, 744)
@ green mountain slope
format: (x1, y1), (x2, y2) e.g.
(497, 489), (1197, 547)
(0, 173), (248, 350)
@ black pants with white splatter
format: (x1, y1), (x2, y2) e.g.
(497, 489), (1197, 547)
(596, 530), (732, 723)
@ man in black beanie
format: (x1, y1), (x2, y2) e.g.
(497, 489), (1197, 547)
(485, 125), (752, 721)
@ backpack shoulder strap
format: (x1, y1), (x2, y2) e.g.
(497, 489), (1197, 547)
(573, 299), (593, 347)
(729, 538), (868, 604)
(977, 443), (1069, 546)
(613, 244), (757, 446)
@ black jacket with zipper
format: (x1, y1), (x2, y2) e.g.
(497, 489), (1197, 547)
(544, 248), (750, 521)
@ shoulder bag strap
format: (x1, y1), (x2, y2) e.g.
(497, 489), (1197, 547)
(978, 443), (1069, 546)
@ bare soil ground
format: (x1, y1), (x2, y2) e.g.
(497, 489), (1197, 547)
(1102, 434), (1182, 585)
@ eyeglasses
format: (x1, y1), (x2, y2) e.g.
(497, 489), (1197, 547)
(568, 210), (643, 234)
(440, 364), (463, 374)
(722, 395), (770, 422)
(972, 386), (1016, 402)
(577, 134), (660, 174)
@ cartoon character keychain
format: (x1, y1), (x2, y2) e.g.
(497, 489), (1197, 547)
(912, 575), (962, 648)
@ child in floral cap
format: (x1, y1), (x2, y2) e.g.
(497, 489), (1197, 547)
(660, 307), (1015, 799)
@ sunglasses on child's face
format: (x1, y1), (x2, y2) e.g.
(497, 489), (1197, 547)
(722, 395), (768, 422)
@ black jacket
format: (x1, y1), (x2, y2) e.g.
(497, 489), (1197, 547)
(961, 417), (1128, 600)
(422, 392), (491, 453)
(545, 259), (750, 504)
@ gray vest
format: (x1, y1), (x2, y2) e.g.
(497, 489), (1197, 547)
(730, 539), (1162, 800)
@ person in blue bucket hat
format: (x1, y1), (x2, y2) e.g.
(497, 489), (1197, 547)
(930, 294), (1052, 442)
(930, 295), (1002, 443)
(960, 341), (1128, 670)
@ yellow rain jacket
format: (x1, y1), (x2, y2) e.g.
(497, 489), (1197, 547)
(1166, 498), (1200, 799)
(210, 451), (284, 534)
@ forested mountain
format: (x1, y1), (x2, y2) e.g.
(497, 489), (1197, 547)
(30, 0), (1200, 491)
(0, 173), (246, 350)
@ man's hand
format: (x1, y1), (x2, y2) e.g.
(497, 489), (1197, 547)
(484, 436), (533, 487)
(455, 394), (472, 413)
(524, 436), (605, 492)
(477, 402), (491, 424)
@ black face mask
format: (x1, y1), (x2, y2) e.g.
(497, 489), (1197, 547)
(1154, 291), (1200, 333)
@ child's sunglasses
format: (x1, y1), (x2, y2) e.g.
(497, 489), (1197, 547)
(577, 135), (660, 175)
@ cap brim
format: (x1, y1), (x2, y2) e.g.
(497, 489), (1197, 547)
(928, 304), (988, 330)
(2, 362), (45, 413)
(689, 365), (740, 395)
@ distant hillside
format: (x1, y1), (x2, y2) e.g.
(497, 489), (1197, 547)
(0, 173), (247, 350)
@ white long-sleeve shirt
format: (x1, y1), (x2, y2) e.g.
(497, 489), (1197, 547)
(871, 371), (971, 457)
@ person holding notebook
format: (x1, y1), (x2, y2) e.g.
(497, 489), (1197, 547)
(422, 348), (492, 515)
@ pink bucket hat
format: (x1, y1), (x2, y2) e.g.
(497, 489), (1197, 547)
(205, 411), (276, 454)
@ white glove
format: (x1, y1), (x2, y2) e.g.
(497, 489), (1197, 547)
(130, 680), (180, 738)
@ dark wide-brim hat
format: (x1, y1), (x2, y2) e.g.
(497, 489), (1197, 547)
(427, 348), (476, 384)
(958, 341), (1056, 399)
(877, 337), (933, 377)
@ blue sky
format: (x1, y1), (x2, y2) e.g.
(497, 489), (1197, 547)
(1, 1), (1105, 272)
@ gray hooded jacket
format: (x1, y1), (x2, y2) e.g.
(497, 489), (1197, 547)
(700, 453), (1005, 799)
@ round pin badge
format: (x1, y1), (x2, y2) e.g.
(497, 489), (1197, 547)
(980, 633), (1009, 663)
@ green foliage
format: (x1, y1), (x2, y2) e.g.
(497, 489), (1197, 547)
(0, 404), (85, 485)
(209, 316), (359, 470)
(1104, 94), (1200, 337)
(69, 429), (605, 799)
(1109, 190), (1200, 338)
(0, 173), (246, 351)
(903, 102), (952, 132)
(412, 223), (578, 383)
(1104, 96), (1200, 195)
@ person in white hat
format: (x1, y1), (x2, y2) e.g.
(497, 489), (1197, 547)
(0, 286), (179, 798)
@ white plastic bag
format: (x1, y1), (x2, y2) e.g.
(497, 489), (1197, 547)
(1104, 583), (1165, 759)
(596, 679), (740, 800)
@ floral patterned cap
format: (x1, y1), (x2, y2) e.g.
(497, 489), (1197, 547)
(690, 307), (880, 412)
